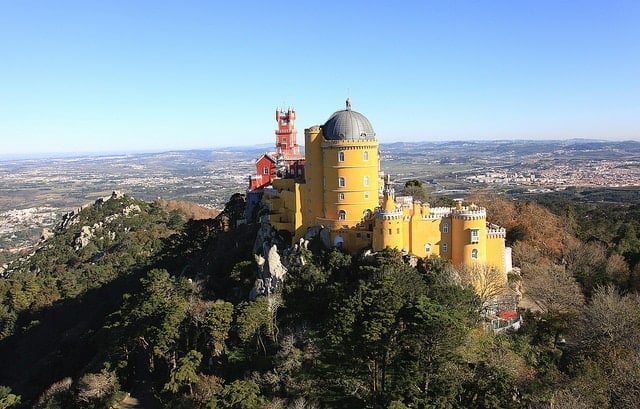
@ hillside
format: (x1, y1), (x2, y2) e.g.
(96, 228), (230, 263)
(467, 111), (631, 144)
(0, 192), (639, 408)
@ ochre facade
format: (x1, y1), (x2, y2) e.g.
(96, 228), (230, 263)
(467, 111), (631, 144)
(252, 101), (511, 274)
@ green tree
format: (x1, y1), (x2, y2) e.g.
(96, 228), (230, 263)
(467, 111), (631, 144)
(0, 386), (20, 409)
(400, 180), (427, 202)
(204, 301), (234, 356)
(131, 269), (190, 363)
(211, 380), (265, 409)
(164, 350), (203, 395)
(236, 296), (275, 352)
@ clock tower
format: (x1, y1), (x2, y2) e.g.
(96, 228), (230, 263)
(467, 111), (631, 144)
(275, 108), (300, 156)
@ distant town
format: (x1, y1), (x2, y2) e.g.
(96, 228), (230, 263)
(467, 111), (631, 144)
(464, 158), (638, 189)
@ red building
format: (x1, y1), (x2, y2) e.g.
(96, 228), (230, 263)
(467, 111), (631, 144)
(248, 108), (305, 190)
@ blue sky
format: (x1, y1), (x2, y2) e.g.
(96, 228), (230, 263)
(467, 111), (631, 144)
(1, 0), (639, 156)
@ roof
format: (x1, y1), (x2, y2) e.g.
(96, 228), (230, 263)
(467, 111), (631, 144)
(322, 101), (376, 141)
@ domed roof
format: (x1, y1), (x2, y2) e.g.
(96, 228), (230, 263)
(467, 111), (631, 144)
(322, 99), (376, 141)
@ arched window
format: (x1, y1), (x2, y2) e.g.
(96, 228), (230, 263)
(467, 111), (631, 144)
(363, 150), (369, 161)
(425, 243), (432, 253)
(338, 210), (346, 220)
(338, 177), (346, 187)
(442, 222), (449, 233)
(363, 175), (370, 186)
(442, 242), (448, 252)
(339, 192), (345, 201)
(338, 151), (345, 162)
(471, 249), (478, 259)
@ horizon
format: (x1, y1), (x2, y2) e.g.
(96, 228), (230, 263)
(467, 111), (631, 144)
(2, 1), (639, 156)
(1, 137), (638, 162)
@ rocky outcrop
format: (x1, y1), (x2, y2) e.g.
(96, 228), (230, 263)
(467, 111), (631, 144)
(304, 225), (331, 248)
(250, 222), (288, 299)
(75, 225), (95, 250)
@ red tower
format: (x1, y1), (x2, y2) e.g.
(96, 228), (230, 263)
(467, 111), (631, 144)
(248, 108), (306, 191)
(275, 108), (300, 156)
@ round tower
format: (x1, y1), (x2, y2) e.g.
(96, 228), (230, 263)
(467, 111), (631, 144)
(450, 202), (487, 266)
(317, 100), (380, 229)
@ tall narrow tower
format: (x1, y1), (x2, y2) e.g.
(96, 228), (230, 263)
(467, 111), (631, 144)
(312, 100), (380, 230)
(275, 108), (300, 156)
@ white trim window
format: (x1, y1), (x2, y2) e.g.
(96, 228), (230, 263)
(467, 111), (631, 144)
(338, 210), (346, 220)
(471, 248), (478, 259)
(470, 228), (480, 244)
(442, 242), (448, 252)
(338, 176), (346, 187)
(363, 175), (370, 186)
(442, 222), (449, 234)
(338, 151), (345, 162)
(363, 150), (369, 161)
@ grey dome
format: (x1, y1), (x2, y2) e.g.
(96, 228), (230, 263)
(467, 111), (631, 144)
(322, 108), (376, 141)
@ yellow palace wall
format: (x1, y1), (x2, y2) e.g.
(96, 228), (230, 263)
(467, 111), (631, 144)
(486, 235), (507, 274)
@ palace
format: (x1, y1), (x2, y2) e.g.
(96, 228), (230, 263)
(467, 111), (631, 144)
(247, 100), (512, 274)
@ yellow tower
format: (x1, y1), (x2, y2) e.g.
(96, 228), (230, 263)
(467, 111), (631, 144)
(314, 99), (380, 230)
(303, 126), (324, 231)
(450, 201), (488, 267)
(373, 175), (405, 251)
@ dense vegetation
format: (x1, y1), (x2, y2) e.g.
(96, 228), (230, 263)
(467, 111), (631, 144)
(0, 189), (638, 408)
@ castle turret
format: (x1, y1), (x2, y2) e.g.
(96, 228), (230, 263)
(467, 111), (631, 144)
(373, 175), (405, 252)
(450, 202), (488, 267)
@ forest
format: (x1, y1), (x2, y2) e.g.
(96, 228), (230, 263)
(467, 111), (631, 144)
(0, 188), (639, 408)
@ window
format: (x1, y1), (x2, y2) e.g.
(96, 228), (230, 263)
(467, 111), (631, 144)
(364, 191), (369, 199)
(425, 243), (432, 252)
(470, 228), (480, 244)
(471, 248), (478, 259)
(338, 210), (346, 220)
(338, 177), (346, 187)
(366, 233), (371, 239)
(442, 222), (449, 233)
(262, 166), (269, 175)
(442, 242), (448, 252)
(363, 150), (369, 161)
(339, 192), (345, 201)
(388, 229), (392, 235)
(363, 175), (370, 186)
(338, 151), (345, 162)
(397, 228), (400, 234)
